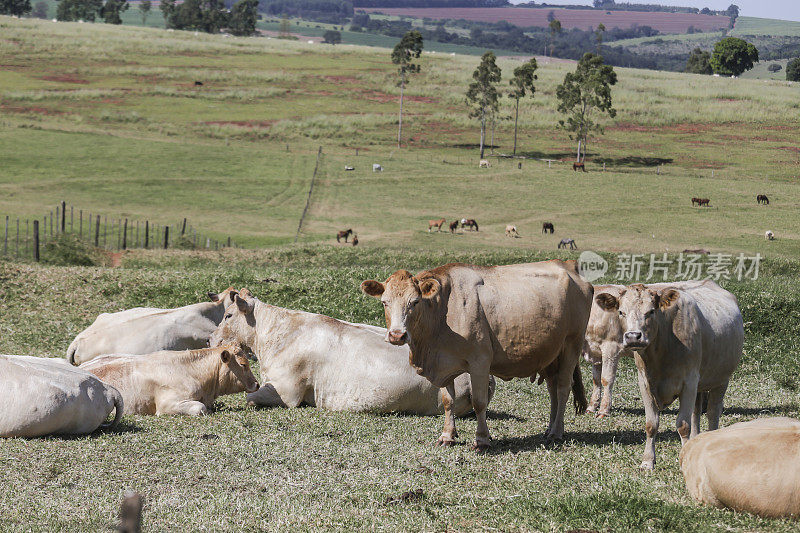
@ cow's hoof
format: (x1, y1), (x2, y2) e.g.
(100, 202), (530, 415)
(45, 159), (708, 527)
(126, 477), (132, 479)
(436, 437), (457, 447)
(470, 442), (491, 453)
(639, 461), (655, 471)
(596, 412), (609, 419)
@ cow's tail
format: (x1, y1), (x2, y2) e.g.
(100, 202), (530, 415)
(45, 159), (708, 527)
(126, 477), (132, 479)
(572, 364), (588, 415)
(66, 340), (78, 366)
(101, 387), (124, 431)
(474, 221), (479, 232)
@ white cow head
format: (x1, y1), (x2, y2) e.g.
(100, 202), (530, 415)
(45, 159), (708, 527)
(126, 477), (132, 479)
(595, 284), (680, 350)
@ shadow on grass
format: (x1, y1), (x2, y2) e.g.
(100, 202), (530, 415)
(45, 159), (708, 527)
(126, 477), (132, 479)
(487, 429), (680, 455)
(459, 409), (526, 422)
(612, 404), (797, 417)
(515, 149), (575, 161)
(594, 155), (674, 167)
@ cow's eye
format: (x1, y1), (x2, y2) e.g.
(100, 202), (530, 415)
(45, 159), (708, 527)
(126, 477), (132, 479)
(410, 299), (419, 307)
(381, 301), (388, 307)
(224, 313), (232, 320)
(619, 311), (626, 317)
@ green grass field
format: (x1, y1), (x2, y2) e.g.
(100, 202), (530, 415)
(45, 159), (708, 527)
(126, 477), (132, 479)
(731, 16), (800, 37)
(1, 248), (800, 531)
(2, 15), (800, 531)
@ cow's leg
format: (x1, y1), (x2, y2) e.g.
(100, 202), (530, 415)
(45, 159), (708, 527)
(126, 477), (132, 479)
(545, 374), (558, 437)
(546, 339), (581, 442)
(159, 399), (209, 416)
(637, 368), (660, 470)
(469, 371), (492, 451)
(691, 392), (703, 438)
(587, 357), (602, 414)
(598, 347), (622, 418)
(676, 382), (697, 448)
(246, 381), (308, 408)
(705, 381), (729, 432)
(437, 380), (458, 446)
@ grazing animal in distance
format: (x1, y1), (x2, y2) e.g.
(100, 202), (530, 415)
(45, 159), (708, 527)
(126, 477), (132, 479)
(594, 280), (743, 469)
(194, 81), (203, 86)
(573, 162), (586, 172)
(209, 290), (493, 415)
(66, 288), (239, 365)
(0, 355), (123, 437)
(461, 219), (479, 231)
(681, 417), (800, 518)
(344, 165), (354, 171)
(428, 218), (446, 232)
(372, 164), (382, 172)
(765, 230), (774, 240)
(449, 220), (459, 233)
(336, 229), (353, 243)
(757, 194), (769, 205)
(479, 159), (490, 168)
(361, 260), (593, 450)
(542, 222), (555, 234)
(505, 225), (519, 238)
(699, 198), (710, 207)
(558, 238), (577, 250)
(352, 235), (359, 246)
(691, 197), (701, 207)
(80, 345), (259, 416)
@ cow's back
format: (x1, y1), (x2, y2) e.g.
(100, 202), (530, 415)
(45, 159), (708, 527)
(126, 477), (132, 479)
(436, 261), (592, 378)
(681, 417), (800, 517)
(0, 355), (121, 437)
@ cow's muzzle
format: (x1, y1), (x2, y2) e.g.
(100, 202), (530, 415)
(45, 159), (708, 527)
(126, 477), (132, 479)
(387, 329), (408, 345)
(623, 331), (648, 349)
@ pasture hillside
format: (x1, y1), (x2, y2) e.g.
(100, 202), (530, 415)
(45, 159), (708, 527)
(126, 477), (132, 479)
(1, 17), (799, 256)
(360, 7), (730, 33)
(1, 247), (799, 530)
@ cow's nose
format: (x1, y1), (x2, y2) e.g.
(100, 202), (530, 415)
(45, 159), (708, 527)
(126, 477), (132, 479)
(624, 331), (643, 342)
(387, 329), (408, 345)
(250, 382), (260, 392)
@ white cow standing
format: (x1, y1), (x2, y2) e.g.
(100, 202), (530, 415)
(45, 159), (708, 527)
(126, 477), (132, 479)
(66, 288), (239, 365)
(209, 289), (493, 415)
(594, 279), (743, 469)
(0, 355), (123, 438)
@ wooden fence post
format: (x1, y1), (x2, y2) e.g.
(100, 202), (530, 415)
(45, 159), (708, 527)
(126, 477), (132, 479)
(55, 206), (59, 235)
(227, 236), (231, 248)
(95, 215), (100, 247)
(25, 220), (29, 255)
(50, 210), (53, 237)
(163, 226), (169, 249)
(79, 210), (83, 238)
(122, 219), (128, 250)
(181, 218), (187, 235)
(61, 201), (66, 233)
(33, 220), (39, 262)
(145, 221), (149, 249)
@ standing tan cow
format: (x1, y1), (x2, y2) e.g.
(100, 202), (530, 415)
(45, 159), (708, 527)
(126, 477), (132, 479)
(680, 417), (800, 518)
(0, 355), (123, 437)
(80, 345), (259, 416)
(67, 288), (239, 365)
(208, 290), (492, 415)
(361, 260), (593, 450)
(594, 280), (743, 469)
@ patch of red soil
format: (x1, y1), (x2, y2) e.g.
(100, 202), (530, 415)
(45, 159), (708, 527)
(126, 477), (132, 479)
(0, 104), (65, 116)
(324, 75), (360, 84)
(202, 120), (275, 128)
(40, 75), (89, 84)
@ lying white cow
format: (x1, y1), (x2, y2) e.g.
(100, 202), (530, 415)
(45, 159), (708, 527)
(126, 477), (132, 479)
(681, 417), (800, 517)
(80, 344), (259, 416)
(67, 287), (239, 365)
(594, 280), (743, 469)
(479, 159), (490, 168)
(209, 289), (493, 415)
(0, 355), (123, 437)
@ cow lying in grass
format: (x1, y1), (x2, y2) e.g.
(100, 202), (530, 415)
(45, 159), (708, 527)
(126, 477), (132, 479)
(681, 417), (800, 518)
(67, 288), (239, 365)
(80, 345), (259, 416)
(209, 290), (492, 415)
(0, 355), (122, 437)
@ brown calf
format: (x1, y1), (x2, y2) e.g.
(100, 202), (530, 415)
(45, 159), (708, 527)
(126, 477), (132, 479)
(573, 162), (586, 172)
(449, 220), (459, 233)
(757, 194), (769, 205)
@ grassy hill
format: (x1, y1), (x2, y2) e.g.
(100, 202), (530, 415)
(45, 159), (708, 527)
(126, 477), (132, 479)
(2, 16), (799, 256)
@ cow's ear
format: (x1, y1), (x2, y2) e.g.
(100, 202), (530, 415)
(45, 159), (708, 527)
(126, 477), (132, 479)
(419, 278), (440, 299)
(595, 292), (619, 311)
(361, 280), (385, 298)
(658, 288), (680, 310)
(208, 291), (220, 302)
(220, 350), (231, 363)
(235, 295), (254, 314)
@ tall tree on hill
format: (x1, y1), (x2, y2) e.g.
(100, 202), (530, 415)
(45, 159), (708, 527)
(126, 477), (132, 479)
(391, 30), (423, 148)
(229, 0), (258, 36)
(685, 47), (712, 74)
(100, 0), (128, 24)
(0, 0), (31, 16)
(787, 58), (800, 82)
(595, 23), (605, 54)
(556, 53), (617, 164)
(711, 37), (758, 76)
(466, 51), (502, 159)
(56, 0), (103, 21)
(138, 0), (150, 25)
(548, 18), (561, 57)
(507, 58), (537, 156)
